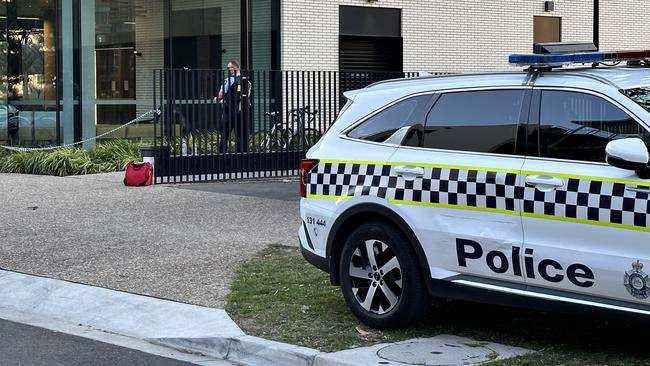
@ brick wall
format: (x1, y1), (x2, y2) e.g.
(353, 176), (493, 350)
(599, 1), (650, 51)
(281, 0), (603, 72)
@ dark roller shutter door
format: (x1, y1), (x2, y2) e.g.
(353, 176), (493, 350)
(339, 35), (402, 72)
(339, 36), (403, 101)
(339, 6), (403, 102)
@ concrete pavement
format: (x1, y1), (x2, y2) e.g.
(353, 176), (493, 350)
(0, 172), (300, 308)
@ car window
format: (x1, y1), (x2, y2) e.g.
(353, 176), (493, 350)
(623, 86), (650, 113)
(422, 90), (524, 154)
(347, 94), (431, 142)
(539, 90), (650, 163)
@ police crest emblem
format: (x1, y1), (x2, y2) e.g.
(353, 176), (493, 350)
(624, 260), (649, 299)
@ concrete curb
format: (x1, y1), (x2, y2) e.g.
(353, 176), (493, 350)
(0, 269), (243, 339)
(0, 269), (533, 366)
(0, 269), (325, 366)
(153, 336), (321, 366)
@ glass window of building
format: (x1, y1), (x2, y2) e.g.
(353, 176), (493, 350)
(0, 1), (279, 148)
(0, 0), (58, 147)
(94, 0), (138, 139)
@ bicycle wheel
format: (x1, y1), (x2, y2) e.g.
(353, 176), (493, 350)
(248, 131), (271, 152)
(303, 128), (322, 148)
(289, 128), (321, 151)
(270, 128), (291, 151)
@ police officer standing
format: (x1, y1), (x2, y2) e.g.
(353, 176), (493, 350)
(216, 60), (247, 153)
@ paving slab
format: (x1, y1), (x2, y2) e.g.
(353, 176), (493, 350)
(313, 335), (533, 366)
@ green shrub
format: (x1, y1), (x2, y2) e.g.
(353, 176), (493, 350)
(0, 139), (142, 176)
(22, 152), (48, 174)
(0, 147), (12, 159)
(40, 149), (98, 176)
(0, 151), (32, 174)
(93, 139), (142, 170)
(167, 131), (223, 155)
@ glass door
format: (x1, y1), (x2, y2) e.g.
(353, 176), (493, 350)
(1, 0), (58, 147)
(94, 0), (137, 140)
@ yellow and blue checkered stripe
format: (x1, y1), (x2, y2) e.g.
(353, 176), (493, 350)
(307, 160), (650, 233)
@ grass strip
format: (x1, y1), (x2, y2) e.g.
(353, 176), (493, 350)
(227, 245), (650, 365)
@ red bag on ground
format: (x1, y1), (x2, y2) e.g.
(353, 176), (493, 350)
(124, 162), (153, 186)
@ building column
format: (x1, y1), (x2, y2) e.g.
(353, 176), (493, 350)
(79, 1), (96, 149)
(60, 0), (75, 144)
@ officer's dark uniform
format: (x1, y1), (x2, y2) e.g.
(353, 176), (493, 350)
(220, 75), (248, 153)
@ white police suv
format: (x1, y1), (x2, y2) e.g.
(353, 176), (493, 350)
(298, 43), (650, 329)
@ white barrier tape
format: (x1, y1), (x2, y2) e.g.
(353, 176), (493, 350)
(0, 109), (160, 153)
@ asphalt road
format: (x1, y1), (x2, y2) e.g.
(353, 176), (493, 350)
(0, 319), (211, 366)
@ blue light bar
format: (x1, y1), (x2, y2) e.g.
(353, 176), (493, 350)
(510, 48), (650, 68)
(509, 52), (605, 66)
(573, 52), (605, 63)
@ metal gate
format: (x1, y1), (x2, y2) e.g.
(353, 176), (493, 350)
(150, 69), (422, 183)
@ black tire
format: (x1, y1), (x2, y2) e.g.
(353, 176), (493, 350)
(271, 128), (291, 151)
(289, 128), (321, 151)
(303, 128), (321, 149)
(339, 222), (429, 329)
(248, 131), (271, 152)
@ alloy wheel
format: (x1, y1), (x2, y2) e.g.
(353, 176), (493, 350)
(347, 239), (403, 315)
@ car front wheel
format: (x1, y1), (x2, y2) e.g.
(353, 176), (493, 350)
(339, 222), (429, 329)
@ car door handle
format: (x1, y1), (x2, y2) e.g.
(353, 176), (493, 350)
(626, 186), (650, 194)
(394, 165), (424, 177)
(525, 175), (564, 191)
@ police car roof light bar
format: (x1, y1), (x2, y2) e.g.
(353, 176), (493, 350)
(533, 42), (597, 54)
(509, 49), (650, 68)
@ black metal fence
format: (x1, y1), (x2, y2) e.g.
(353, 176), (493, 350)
(151, 70), (423, 183)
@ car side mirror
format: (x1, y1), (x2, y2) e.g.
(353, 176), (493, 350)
(605, 138), (650, 176)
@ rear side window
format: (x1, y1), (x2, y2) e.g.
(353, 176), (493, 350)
(422, 90), (525, 154)
(539, 90), (649, 162)
(347, 94), (431, 142)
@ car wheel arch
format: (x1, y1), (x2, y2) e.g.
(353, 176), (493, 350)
(326, 203), (431, 290)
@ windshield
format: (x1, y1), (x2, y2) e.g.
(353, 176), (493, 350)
(623, 87), (650, 112)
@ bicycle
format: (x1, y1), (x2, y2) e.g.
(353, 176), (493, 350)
(249, 106), (322, 152)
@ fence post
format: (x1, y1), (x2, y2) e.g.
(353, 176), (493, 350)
(141, 144), (170, 184)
